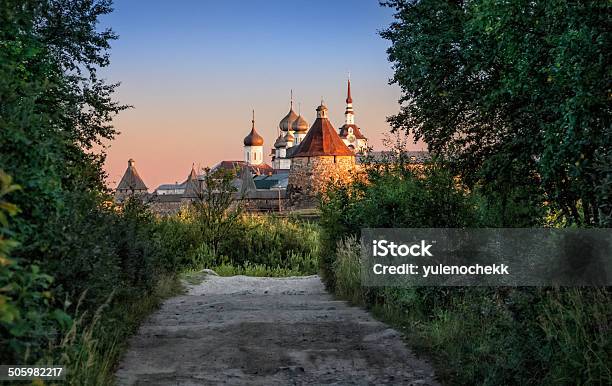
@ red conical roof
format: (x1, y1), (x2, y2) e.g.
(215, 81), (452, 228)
(289, 104), (354, 158)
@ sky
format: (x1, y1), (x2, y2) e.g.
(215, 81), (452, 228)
(100, 0), (423, 190)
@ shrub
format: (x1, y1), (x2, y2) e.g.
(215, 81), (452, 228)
(0, 171), (71, 364)
(217, 215), (319, 272)
(320, 159), (612, 385)
(320, 161), (477, 290)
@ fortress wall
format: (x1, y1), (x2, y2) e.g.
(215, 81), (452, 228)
(286, 155), (355, 208)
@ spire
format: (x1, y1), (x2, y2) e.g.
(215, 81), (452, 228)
(290, 89), (293, 109)
(188, 163), (197, 180)
(346, 77), (353, 104)
(344, 78), (355, 125)
(252, 109), (255, 128)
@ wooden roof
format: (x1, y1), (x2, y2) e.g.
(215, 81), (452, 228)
(117, 159), (148, 191)
(289, 114), (354, 157)
(182, 165), (200, 198)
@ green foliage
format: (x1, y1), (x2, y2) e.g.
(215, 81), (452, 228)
(158, 212), (320, 276)
(114, 197), (162, 294)
(329, 236), (611, 385)
(191, 167), (243, 251)
(0, 1), (184, 374)
(0, 171), (71, 364)
(217, 215), (319, 273)
(212, 261), (311, 278)
(153, 211), (202, 271)
(320, 160), (477, 289)
(0, 0), (133, 339)
(332, 236), (363, 304)
(320, 154), (611, 384)
(370, 4), (612, 378)
(381, 0), (611, 226)
(58, 273), (183, 385)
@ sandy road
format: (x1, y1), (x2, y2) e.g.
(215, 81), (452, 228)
(115, 274), (438, 385)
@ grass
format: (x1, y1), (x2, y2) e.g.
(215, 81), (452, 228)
(56, 213), (319, 384)
(59, 273), (184, 385)
(330, 237), (612, 386)
(212, 262), (313, 277)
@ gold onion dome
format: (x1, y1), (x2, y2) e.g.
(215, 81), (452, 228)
(274, 134), (286, 148)
(244, 111), (264, 146)
(292, 114), (309, 133)
(284, 131), (295, 142)
(279, 107), (298, 132)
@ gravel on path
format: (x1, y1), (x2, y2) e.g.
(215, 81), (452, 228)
(115, 274), (439, 385)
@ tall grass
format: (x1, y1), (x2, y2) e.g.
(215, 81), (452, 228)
(212, 261), (313, 278)
(50, 212), (319, 384)
(167, 213), (320, 275)
(331, 238), (611, 386)
(333, 236), (363, 304)
(56, 274), (183, 385)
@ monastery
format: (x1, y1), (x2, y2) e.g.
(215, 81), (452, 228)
(115, 80), (427, 213)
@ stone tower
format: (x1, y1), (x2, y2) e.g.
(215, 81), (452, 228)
(286, 102), (355, 207)
(115, 158), (148, 202)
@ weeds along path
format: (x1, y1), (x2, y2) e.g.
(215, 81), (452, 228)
(116, 274), (438, 385)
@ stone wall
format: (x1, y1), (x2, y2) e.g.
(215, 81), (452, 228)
(148, 201), (185, 216)
(114, 190), (148, 204)
(286, 155), (355, 209)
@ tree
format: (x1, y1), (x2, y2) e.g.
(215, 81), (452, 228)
(0, 0), (126, 247)
(381, 0), (611, 226)
(0, 0), (127, 295)
(191, 167), (243, 252)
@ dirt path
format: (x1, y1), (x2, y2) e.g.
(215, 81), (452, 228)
(115, 274), (438, 385)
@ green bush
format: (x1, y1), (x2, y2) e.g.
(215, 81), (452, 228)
(320, 162), (477, 290)
(330, 235), (611, 385)
(150, 206), (320, 276)
(0, 171), (71, 364)
(217, 215), (319, 273)
(321, 160), (611, 385)
(170, 211), (320, 275)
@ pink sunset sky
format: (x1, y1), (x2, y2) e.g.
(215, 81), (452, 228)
(100, 1), (424, 191)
